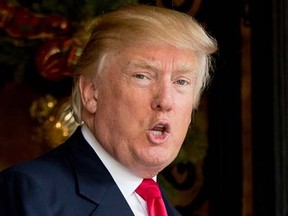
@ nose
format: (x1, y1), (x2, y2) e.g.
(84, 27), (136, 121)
(151, 81), (173, 111)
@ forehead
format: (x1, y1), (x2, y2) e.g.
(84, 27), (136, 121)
(116, 44), (198, 71)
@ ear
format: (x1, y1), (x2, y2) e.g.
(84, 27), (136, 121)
(79, 76), (98, 114)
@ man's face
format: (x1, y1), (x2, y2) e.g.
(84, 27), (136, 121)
(90, 44), (198, 178)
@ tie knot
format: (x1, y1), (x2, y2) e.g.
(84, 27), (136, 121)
(136, 179), (162, 200)
(135, 178), (168, 216)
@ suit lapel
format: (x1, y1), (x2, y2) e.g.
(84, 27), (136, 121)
(63, 127), (134, 216)
(63, 127), (180, 216)
(89, 183), (134, 216)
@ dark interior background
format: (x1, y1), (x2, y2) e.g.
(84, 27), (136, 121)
(1, 0), (287, 215)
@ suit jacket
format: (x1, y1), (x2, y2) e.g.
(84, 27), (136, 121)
(0, 127), (182, 216)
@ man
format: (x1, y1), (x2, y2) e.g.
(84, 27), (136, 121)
(0, 4), (217, 216)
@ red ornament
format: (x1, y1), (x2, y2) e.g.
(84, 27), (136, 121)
(35, 37), (82, 81)
(0, 0), (71, 39)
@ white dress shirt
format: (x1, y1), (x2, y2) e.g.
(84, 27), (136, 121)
(81, 124), (156, 216)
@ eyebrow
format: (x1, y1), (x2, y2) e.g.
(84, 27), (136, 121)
(125, 59), (196, 74)
(125, 60), (157, 71)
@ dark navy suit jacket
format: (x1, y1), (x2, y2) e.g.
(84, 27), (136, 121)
(0, 127), (181, 216)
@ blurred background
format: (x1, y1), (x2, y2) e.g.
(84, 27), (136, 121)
(0, 0), (287, 215)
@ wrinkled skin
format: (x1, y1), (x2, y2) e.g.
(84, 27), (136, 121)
(80, 44), (198, 178)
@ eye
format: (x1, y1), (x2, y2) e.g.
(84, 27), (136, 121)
(133, 74), (147, 80)
(130, 73), (152, 87)
(173, 76), (194, 93)
(175, 79), (189, 86)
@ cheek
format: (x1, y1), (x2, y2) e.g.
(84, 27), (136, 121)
(174, 99), (194, 132)
(177, 95), (194, 115)
(114, 86), (151, 113)
(98, 88), (149, 129)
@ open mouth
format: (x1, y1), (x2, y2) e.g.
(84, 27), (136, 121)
(151, 124), (169, 135)
(147, 123), (170, 144)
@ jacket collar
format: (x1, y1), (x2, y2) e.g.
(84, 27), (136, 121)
(63, 127), (134, 215)
(63, 127), (181, 216)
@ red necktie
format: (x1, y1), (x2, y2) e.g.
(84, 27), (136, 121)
(136, 179), (168, 216)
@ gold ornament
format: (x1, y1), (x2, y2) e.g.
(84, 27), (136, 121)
(30, 95), (78, 148)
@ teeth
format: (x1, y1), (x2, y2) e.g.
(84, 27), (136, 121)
(153, 125), (166, 132)
(151, 131), (163, 136)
